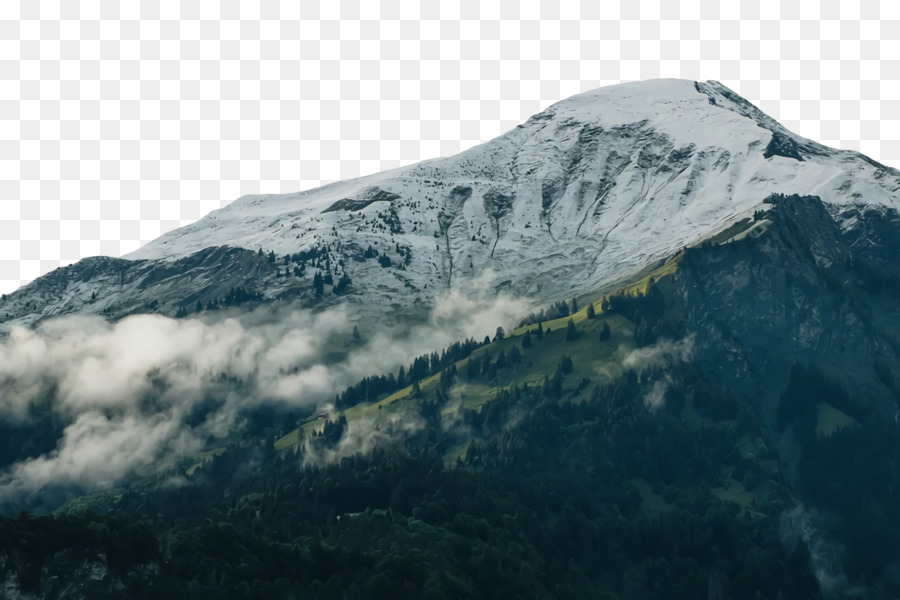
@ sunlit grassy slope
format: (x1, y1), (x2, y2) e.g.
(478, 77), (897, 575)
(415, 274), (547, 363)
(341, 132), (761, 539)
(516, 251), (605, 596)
(270, 249), (785, 518)
(816, 401), (859, 438)
(275, 255), (681, 452)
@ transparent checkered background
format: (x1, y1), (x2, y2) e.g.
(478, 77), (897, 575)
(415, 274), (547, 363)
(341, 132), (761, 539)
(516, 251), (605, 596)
(1, 1), (899, 295)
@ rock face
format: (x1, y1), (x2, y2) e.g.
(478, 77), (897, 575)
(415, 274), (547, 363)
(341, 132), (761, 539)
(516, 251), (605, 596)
(675, 193), (900, 421)
(4, 79), (900, 331)
(0, 247), (291, 330)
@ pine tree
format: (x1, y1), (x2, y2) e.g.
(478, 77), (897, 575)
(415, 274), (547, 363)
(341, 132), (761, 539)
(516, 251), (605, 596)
(571, 297), (579, 314)
(550, 370), (564, 397)
(508, 346), (522, 363)
(565, 318), (578, 341)
(587, 303), (596, 319)
(439, 367), (452, 391)
(411, 380), (421, 397)
(600, 321), (611, 341)
(334, 274), (352, 295)
(466, 359), (478, 381)
(481, 353), (492, 377)
(313, 272), (324, 296)
(352, 325), (361, 341)
(195, 300), (203, 313)
(536, 322), (544, 339)
(522, 330), (532, 349)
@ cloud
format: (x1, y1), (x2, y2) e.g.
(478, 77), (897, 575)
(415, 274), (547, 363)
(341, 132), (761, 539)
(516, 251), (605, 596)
(780, 502), (856, 598)
(622, 335), (695, 371)
(643, 380), (668, 413)
(0, 283), (534, 501)
(0, 411), (200, 497)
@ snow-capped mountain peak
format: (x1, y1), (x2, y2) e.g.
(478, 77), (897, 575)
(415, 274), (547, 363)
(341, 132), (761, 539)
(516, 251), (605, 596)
(126, 79), (899, 305)
(5, 79), (900, 328)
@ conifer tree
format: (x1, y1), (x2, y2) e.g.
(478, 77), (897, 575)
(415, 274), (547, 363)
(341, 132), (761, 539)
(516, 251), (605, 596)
(565, 318), (578, 341)
(466, 358), (478, 381)
(587, 303), (596, 319)
(508, 345), (522, 363)
(600, 321), (611, 341)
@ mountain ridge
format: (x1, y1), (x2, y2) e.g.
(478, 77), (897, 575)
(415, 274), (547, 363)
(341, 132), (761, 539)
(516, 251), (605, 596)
(3, 78), (900, 332)
(6, 81), (900, 597)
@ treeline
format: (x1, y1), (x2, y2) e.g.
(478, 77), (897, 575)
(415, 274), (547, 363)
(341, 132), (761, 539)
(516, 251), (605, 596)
(779, 362), (900, 589)
(362, 241), (412, 271)
(0, 512), (161, 597)
(176, 285), (264, 317)
(0, 357), (828, 599)
(517, 298), (580, 327)
(333, 337), (491, 411)
(600, 280), (665, 322)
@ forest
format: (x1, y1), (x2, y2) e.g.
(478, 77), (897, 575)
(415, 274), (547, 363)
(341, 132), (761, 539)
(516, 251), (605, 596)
(0, 343), (827, 598)
(4, 256), (900, 598)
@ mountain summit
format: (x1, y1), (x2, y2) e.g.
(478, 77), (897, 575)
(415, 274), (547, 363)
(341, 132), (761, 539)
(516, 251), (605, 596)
(6, 80), (900, 598)
(3, 79), (900, 328)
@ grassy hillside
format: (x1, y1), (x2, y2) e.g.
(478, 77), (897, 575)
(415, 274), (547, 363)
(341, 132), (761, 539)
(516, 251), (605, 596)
(275, 255), (683, 455)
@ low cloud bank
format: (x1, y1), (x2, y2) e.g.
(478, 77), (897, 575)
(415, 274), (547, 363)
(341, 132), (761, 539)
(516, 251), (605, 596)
(623, 335), (695, 371)
(0, 276), (533, 500)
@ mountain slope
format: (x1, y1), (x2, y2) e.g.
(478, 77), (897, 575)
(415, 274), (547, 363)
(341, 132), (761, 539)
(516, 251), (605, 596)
(5, 76), (900, 594)
(3, 79), (900, 331)
(10, 195), (900, 597)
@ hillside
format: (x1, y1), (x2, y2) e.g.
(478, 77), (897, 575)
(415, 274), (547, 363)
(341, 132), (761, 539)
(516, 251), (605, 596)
(4, 81), (900, 598)
(2, 194), (900, 596)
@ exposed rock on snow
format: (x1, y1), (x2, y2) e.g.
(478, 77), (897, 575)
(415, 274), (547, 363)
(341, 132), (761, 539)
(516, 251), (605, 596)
(4, 79), (900, 329)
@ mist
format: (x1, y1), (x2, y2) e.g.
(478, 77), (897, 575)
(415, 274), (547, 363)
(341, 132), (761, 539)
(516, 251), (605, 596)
(0, 279), (534, 501)
(622, 335), (695, 372)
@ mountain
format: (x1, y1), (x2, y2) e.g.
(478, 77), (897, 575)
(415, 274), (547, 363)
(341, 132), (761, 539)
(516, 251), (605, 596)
(5, 80), (900, 598)
(3, 79), (899, 330)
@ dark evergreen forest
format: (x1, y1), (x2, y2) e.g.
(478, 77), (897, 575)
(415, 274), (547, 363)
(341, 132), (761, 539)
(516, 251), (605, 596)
(0, 359), (831, 599)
